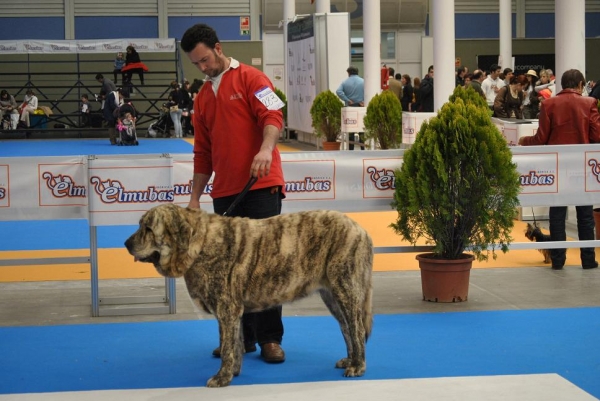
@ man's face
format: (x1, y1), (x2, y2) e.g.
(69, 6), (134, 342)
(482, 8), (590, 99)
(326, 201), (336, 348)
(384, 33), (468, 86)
(491, 68), (501, 79)
(186, 42), (227, 78)
(428, 69), (434, 78)
(505, 71), (514, 81)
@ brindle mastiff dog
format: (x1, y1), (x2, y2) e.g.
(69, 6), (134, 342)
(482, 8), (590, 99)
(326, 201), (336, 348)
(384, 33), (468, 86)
(124, 203), (373, 388)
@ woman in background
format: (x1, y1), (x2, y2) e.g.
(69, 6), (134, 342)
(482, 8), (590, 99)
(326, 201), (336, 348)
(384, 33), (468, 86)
(19, 89), (38, 128)
(122, 46), (149, 87)
(493, 75), (525, 119)
(400, 74), (412, 112)
(411, 76), (421, 113)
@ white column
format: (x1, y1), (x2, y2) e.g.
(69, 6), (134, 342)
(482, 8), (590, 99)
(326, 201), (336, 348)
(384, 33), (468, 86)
(555, 0), (586, 93)
(316, 0), (331, 14)
(250, 0), (261, 41)
(363, 0), (381, 106)
(283, 0), (295, 96)
(499, 0), (512, 69)
(432, 0), (455, 111)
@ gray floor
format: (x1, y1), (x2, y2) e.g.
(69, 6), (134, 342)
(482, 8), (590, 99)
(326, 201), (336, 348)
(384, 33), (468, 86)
(2, 264), (600, 327)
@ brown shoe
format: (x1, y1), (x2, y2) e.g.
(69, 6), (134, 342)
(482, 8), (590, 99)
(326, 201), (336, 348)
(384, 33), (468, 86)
(260, 342), (285, 363)
(212, 342), (257, 358)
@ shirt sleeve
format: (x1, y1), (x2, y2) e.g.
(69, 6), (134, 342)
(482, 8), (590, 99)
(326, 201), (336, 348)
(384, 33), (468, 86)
(521, 102), (550, 146)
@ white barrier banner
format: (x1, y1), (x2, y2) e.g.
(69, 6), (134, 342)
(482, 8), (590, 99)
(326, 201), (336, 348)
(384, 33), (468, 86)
(87, 155), (173, 226)
(0, 39), (176, 54)
(1, 144), (600, 223)
(0, 156), (87, 221)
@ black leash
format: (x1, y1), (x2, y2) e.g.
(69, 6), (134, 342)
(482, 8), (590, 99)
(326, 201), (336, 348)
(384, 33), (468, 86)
(222, 176), (258, 216)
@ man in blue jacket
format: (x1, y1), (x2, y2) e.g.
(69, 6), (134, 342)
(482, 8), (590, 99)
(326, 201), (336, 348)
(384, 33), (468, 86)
(336, 66), (364, 149)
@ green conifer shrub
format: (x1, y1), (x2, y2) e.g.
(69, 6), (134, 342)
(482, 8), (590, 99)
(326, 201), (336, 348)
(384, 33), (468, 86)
(274, 88), (287, 125)
(310, 90), (344, 142)
(363, 90), (402, 149)
(391, 85), (521, 261)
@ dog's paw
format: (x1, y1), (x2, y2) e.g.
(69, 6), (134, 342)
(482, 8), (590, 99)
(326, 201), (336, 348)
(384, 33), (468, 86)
(335, 357), (351, 369)
(206, 374), (233, 388)
(343, 363), (366, 377)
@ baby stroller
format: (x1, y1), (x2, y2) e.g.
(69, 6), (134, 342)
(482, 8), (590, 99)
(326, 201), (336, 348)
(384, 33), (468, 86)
(147, 103), (173, 138)
(115, 102), (139, 146)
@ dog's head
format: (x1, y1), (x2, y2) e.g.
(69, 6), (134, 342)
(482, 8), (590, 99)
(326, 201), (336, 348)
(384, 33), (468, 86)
(524, 223), (540, 242)
(125, 203), (194, 277)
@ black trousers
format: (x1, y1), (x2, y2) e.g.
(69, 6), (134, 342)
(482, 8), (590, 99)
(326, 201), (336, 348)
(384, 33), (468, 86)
(213, 186), (284, 346)
(549, 205), (596, 268)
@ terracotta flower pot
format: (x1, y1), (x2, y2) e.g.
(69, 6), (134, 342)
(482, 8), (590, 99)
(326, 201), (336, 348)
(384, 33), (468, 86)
(416, 253), (474, 303)
(322, 141), (341, 151)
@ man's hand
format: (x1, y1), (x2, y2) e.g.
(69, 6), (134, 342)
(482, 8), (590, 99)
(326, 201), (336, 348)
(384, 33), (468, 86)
(188, 199), (200, 209)
(251, 149), (273, 178)
(518, 137), (527, 146)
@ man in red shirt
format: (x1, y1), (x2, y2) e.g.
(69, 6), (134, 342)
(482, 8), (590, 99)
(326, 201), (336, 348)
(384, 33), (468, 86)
(519, 69), (600, 270)
(181, 24), (286, 363)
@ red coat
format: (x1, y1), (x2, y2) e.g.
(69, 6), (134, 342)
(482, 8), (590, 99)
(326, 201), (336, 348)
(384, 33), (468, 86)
(520, 89), (600, 145)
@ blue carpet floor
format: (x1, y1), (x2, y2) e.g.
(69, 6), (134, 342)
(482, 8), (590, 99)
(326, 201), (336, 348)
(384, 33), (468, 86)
(1, 308), (600, 397)
(0, 138), (193, 157)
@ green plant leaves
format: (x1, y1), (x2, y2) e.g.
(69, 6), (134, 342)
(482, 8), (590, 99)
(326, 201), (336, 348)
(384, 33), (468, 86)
(309, 90), (344, 142)
(391, 86), (521, 261)
(363, 90), (402, 149)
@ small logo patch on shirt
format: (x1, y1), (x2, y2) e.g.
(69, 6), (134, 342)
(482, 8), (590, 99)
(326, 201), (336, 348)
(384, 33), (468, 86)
(230, 93), (243, 100)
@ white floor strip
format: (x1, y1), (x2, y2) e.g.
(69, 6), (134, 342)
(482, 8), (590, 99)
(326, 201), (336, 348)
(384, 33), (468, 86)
(2, 374), (598, 401)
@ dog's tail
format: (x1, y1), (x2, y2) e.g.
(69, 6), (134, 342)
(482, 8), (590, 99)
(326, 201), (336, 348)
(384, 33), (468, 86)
(364, 283), (373, 342)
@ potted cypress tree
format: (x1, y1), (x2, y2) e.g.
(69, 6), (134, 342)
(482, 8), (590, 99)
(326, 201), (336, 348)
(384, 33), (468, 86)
(391, 86), (521, 302)
(310, 90), (344, 150)
(363, 90), (402, 149)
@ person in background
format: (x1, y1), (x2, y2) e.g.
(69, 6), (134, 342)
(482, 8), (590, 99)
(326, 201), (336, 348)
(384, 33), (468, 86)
(181, 80), (193, 136)
(455, 66), (466, 87)
(519, 69), (600, 270)
(80, 94), (91, 127)
(122, 45), (149, 88)
(502, 68), (514, 86)
(418, 65), (434, 112)
(336, 65), (365, 149)
(400, 74), (412, 112)
(493, 75), (525, 119)
(387, 67), (402, 102)
(482, 64), (505, 109)
(522, 70), (541, 119)
(102, 87), (124, 145)
(0, 89), (19, 130)
(167, 80), (184, 138)
(19, 89), (38, 128)
(113, 52), (126, 85)
(96, 74), (117, 103)
(181, 23), (287, 363)
(469, 70), (486, 99)
(412, 76), (421, 112)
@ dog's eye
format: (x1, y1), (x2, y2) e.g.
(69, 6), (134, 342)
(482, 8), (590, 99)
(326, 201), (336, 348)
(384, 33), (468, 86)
(144, 226), (153, 235)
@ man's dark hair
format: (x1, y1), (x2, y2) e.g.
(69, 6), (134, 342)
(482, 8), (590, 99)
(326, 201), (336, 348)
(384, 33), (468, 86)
(95, 73), (104, 80)
(347, 66), (359, 75)
(473, 71), (483, 80)
(395, 73), (402, 80)
(503, 68), (513, 75)
(181, 24), (220, 53)
(561, 69), (585, 90)
(490, 64), (500, 72)
(428, 65), (434, 73)
(388, 67), (395, 76)
(456, 66), (465, 75)
(81, 94), (89, 100)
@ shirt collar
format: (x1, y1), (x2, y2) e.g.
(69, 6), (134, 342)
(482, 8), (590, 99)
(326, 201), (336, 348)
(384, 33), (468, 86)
(207, 58), (240, 95)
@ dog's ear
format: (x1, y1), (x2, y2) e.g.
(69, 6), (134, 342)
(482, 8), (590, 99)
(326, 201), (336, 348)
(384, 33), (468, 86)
(163, 205), (194, 275)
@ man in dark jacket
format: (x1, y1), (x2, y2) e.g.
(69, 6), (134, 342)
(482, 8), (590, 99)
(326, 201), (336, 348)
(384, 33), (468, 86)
(419, 65), (434, 112)
(519, 69), (600, 270)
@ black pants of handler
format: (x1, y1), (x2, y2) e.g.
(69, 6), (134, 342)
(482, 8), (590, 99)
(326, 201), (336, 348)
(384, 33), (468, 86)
(549, 205), (597, 269)
(213, 186), (285, 347)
